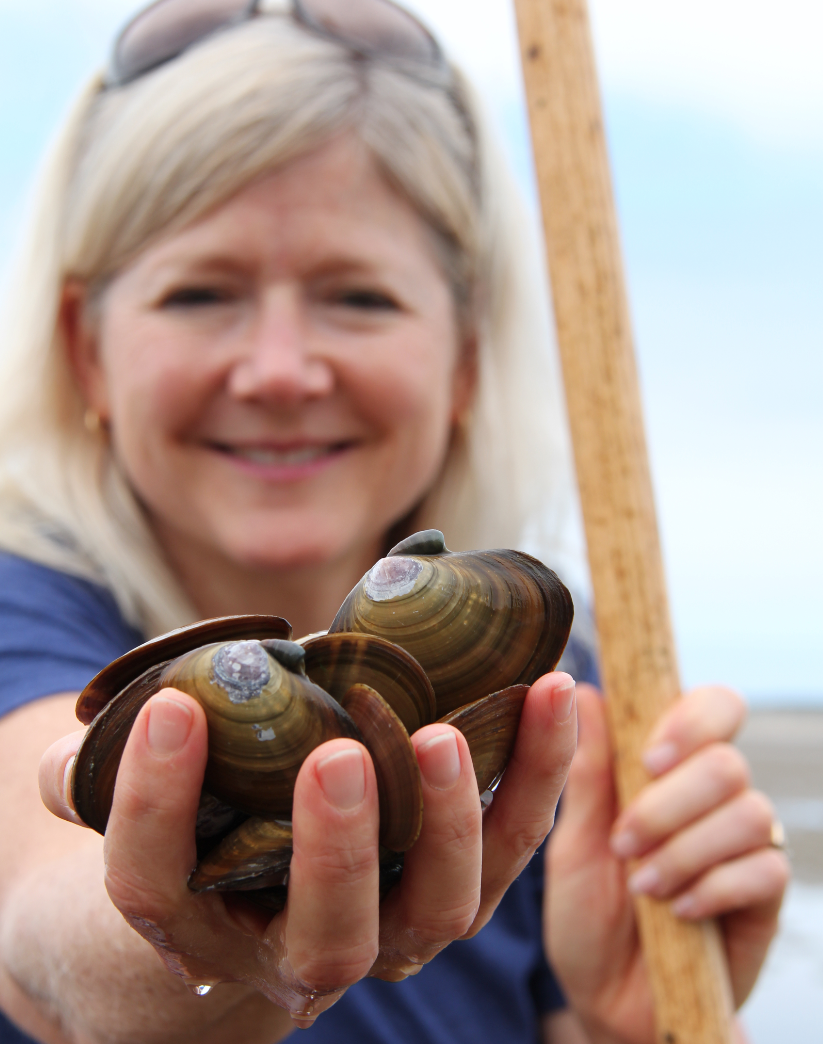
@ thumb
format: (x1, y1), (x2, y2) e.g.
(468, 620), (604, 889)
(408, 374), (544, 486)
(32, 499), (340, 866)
(551, 685), (617, 868)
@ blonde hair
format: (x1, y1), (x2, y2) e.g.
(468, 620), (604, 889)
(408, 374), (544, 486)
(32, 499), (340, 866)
(0, 15), (579, 638)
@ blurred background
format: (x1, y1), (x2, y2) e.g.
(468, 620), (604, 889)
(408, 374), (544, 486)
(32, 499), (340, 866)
(0, 0), (820, 1037)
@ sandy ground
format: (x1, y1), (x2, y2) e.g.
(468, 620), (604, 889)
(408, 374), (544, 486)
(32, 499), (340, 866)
(735, 710), (823, 1041)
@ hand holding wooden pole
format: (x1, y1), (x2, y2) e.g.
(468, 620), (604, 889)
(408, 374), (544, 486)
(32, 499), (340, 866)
(511, 0), (736, 1040)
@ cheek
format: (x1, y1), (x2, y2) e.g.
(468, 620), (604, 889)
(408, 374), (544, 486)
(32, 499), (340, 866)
(346, 335), (458, 468)
(100, 319), (218, 442)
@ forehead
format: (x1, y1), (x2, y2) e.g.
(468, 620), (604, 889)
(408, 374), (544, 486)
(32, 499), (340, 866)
(122, 135), (446, 281)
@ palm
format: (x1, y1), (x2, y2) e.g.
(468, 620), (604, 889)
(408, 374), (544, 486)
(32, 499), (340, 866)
(546, 685), (656, 1043)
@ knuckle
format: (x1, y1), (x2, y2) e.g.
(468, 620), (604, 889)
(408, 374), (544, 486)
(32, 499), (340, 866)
(294, 942), (378, 993)
(300, 843), (376, 888)
(103, 862), (173, 924)
(762, 849), (791, 892)
(742, 790), (776, 834)
(424, 807), (478, 854)
(704, 744), (750, 792)
(401, 900), (480, 961)
(425, 898), (479, 942)
(114, 776), (179, 822)
(499, 815), (551, 870)
(721, 686), (747, 721)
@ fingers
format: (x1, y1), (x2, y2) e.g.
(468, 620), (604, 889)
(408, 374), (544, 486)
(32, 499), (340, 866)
(371, 724), (482, 977)
(473, 672), (577, 926)
(104, 690), (386, 1022)
(624, 789), (780, 900)
(39, 728), (87, 826)
(642, 685), (746, 776)
(669, 848), (790, 921)
(611, 742), (750, 860)
(551, 684), (615, 865)
(285, 739), (380, 1002)
(104, 690), (208, 916)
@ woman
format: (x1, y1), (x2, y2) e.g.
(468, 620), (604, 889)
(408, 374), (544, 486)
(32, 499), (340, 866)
(0, 2), (788, 1042)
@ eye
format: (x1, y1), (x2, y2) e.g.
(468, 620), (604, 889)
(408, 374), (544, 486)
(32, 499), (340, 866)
(160, 286), (230, 308)
(335, 288), (400, 312)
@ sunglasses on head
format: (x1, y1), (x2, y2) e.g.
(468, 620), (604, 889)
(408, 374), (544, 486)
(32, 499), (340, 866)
(105, 0), (449, 88)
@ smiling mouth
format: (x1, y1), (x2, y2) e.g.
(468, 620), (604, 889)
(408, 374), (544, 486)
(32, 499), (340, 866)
(212, 442), (353, 468)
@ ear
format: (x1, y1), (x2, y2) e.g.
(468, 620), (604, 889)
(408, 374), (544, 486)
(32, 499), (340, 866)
(450, 330), (478, 425)
(60, 279), (111, 421)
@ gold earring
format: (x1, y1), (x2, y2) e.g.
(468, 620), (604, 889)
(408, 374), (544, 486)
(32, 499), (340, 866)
(84, 408), (102, 434)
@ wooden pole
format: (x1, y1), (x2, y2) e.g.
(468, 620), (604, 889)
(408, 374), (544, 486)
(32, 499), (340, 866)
(511, 1), (736, 1041)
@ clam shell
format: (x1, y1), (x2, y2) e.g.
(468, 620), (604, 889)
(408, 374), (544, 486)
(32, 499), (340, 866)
(72, 660), (169, 833)
(160, 640), (361, 817)
(339, 683), (423, 853)
(72, 639), (360, 832)
(329, 532), (573, 715)
(438, 684), (529, 793)
(190, 818), (293, 893)
(302, 632), (435, 734)
(76, 615), (291, 725)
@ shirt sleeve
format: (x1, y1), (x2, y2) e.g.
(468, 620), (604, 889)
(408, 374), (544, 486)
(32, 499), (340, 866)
(0, 553), (144, 718)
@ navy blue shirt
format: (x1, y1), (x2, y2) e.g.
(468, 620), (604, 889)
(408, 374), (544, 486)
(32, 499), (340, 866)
(0, 552), (596, 1043)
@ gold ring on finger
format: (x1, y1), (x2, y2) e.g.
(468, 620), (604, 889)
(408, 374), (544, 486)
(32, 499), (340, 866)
(769, 820), (787, 851)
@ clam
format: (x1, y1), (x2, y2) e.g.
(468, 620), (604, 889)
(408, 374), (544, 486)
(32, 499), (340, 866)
(301, 631), (436, 735)
(329, 530), (573, 715)
(338, 683), (423, 853)
(438, 685), (530, 794)
(72, 637), (361, 831)
(76, 615), (292, 726)
(159, 639), (361, 817)
(70, 530), (573, 904)
(191, 681), (425, 894)
(191, 818), (294, 892)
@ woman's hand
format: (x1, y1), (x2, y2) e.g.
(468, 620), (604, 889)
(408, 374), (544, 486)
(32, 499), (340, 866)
(546, 684), (790, 1044)
(40, 672), (577, 1028)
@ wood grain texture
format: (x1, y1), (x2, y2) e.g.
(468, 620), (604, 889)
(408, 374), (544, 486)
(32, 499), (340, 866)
(512, 0), (735, 1040)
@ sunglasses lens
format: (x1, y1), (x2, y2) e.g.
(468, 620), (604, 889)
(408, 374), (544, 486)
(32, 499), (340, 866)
(295, 0), (441, 67)
(110, 0), (255, 86)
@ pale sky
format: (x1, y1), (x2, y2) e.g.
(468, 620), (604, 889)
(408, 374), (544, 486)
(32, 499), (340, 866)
(0, 0), (821, 702)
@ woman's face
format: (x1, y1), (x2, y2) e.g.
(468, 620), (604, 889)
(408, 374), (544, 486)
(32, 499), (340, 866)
(73, 136), (473, 574)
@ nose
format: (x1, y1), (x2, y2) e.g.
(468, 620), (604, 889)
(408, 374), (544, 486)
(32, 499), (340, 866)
(227, 285), (334, 403)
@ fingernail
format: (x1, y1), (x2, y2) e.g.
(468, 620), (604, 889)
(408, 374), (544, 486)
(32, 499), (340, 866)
(642, 742), (678, 776)
(62, 755), (76, 808)
(628, 864), (661, 895)
(671, 894), (697, 918)
(417, 731), (461, 791)
(147, 696), (193, 757)
(552, 679), (576, 723)
(610, 829), (639, 859)
(317, 747), (366, 810)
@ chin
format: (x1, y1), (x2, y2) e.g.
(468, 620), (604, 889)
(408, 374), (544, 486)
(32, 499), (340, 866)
(225, 516), (378, 573)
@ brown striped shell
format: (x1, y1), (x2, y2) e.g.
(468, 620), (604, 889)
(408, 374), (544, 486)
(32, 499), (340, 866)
(329, 530), (573, 715)
(72, 637), (361, 830)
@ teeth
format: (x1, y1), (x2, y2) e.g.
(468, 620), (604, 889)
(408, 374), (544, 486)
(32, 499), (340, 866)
(231, 445), (331, 466)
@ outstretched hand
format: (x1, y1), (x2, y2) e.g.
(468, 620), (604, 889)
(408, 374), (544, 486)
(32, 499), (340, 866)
(40, 672), (578, 1028)
(546, 684), (789, 1044)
